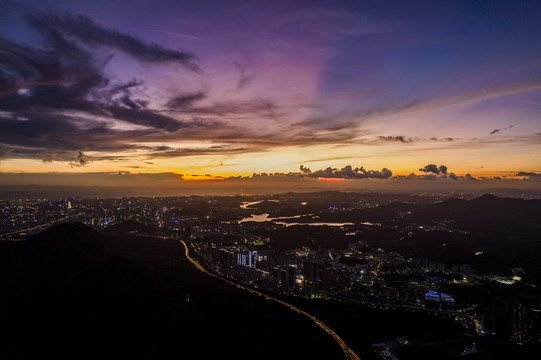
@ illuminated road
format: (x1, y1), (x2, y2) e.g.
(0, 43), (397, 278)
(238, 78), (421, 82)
(178, 239), (361, 360)
(0, 213), (84, 240)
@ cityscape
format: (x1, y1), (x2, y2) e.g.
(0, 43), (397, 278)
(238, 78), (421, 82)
(2, 191), (540, 359)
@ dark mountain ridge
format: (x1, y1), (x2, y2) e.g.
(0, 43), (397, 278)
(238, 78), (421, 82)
(408, 194), (541, 227)
(103, 219), (160, 236)
(0, 222), (344, 360)
(370, 195), (541, 280)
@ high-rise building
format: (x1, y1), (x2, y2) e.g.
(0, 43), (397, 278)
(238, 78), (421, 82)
(236, 250), (258, 267)
(303, 260), (323, 298)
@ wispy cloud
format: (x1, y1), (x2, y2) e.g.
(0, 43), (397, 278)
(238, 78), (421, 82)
(490, 124), (514, 135)
(26, 9), (201, 71)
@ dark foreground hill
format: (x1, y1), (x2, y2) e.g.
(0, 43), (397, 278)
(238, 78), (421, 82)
(0, 222), (343, 360)
(103, 219), (160, 236)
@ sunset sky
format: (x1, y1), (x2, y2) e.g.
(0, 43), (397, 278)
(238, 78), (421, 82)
(1, 0), (540, 192)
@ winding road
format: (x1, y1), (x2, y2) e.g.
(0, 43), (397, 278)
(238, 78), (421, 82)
(179, 239), (361, 360)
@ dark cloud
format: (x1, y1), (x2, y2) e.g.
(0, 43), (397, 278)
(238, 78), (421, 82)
(0, 111), (148, 159)
(419, 164), (439, 174)
(69, 151), (91, 167)
(412, 164), (478, 180)
(142, 144), (253, 159)
(0, 6), (209, 164)
(299, 164), (392, 179)
(377, 136), (413, 143)
(516, 171), (541, 181)
(392, 165), (487, 181)
(165, 92), (206, 108)
(152, 145), (173, 152)
(394, 171), (478, 181)
(163, 98), (278, 118)
(375, 136), (456, 144)
(26, 9), (200, 72)
(419, 164), (448, 175)
(516, 171), (541, 177)
(489, 124), (514, 135)
(225, 172), (303, 181)
(430, 137), (455, 142)
(107, 79), (143, 95)
(393, 173), (438, 181)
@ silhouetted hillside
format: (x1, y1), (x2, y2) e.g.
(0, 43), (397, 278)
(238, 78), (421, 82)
(372, 195), (541, 280)
(0, 222), (344, 360)
(407, 194), (541, 231)
(103, 219), (160, 235)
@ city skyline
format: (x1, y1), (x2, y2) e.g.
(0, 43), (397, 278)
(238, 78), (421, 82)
(1, 0), (540, 192)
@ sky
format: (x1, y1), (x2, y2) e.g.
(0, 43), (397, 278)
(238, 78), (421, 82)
(0, 0), (540, 193)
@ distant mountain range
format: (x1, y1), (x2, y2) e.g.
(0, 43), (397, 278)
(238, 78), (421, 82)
(374, 195), (541, 280)
(399, 194), (541, 229)
(1, 184), (540, 200)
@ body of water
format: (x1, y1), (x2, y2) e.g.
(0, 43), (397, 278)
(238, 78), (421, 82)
(238, 213), (378, 227)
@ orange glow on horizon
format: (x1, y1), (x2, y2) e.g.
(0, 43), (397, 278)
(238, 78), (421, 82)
(181, 175), (228, 181)
(318, 177), (346, 182)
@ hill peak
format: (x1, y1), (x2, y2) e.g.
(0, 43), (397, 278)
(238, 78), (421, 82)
(32, 221), (97, 239)
(475, 193), (500, 201)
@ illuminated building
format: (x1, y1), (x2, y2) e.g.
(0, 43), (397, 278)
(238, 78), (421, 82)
(235, 250), (258, 267)
(424, 290), (454, 311)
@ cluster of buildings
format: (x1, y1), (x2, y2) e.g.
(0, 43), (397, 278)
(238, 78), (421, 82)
(0, 197), (178, 239)
(201, 238), (459, 309)
(196, 235), (540, 345)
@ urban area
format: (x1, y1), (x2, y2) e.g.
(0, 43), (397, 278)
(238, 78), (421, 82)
(2, 191), (540, 359)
